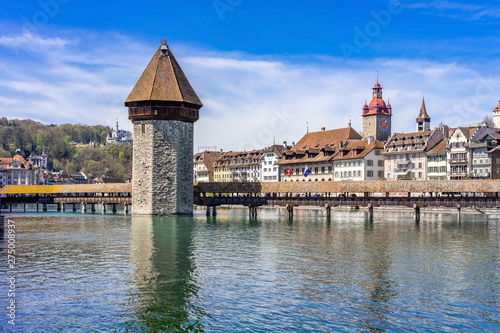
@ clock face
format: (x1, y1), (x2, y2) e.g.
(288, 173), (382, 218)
(377, 92), (382, 98)
(379, 117), (389, 131)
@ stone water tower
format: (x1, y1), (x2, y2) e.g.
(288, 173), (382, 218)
(125, 41), (203, 215)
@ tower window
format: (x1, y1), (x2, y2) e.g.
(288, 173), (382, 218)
(141, 124), (145, 134)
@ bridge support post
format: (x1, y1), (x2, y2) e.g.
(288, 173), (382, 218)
(457, 204), (461, 219)
(91, 204), (96, 213)
(368, 204), (374, 221)
(73, 204), (76, 212)
(286, 205), (293, 219)
(212, 206), (217, 216)
(414, 204), (420, 222)
(10, 204), (13, 213)
(102, 203), (106, 214)
(57, 203), (61, 212)
(61, 203), (65, 212)
(23, 203), (26, 212)
(37, 203), (39, 212)
(124, 205), (129, 215)
(81, 203), (87, 213)
(325, 205), (331, 219)
(206, 206), (210, 216)
(112, 204), (117, 213)
(42, 203), (47, 212)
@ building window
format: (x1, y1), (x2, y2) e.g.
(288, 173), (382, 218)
(321, 166), (325, 173)
(418, 162), (422, 169)
(367, 170), (374, 177)
(375, 150), (381, 155)
(378, 171), (384, 178)
(357, 170), (361, 177)
(367, 160), (373, 166)
(378, 160), (384, 167)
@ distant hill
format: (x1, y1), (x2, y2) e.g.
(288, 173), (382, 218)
(0, 118), (132, 180)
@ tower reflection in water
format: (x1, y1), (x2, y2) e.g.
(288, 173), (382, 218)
(125, 216), (205, 332)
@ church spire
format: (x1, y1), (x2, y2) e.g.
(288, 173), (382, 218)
(416, 97), (431, 132)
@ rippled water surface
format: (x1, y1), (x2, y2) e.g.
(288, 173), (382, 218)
(1, 208), (499, 332)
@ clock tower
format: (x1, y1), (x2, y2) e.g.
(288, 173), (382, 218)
(362, 79), (392, 142)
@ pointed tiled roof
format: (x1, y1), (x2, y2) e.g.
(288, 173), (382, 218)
(416, 98), (430, 121)
(125, 41), (202, 106)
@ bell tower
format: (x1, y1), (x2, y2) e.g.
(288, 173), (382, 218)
(362, 77), (392, 142)
(416, 97), (431, 132)
(125, 41), (203, 216)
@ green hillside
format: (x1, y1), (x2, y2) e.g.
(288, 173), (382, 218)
(0, 118), (132, 179)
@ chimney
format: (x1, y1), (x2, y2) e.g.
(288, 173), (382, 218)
(368, 136), (374, 144)
(283, 141), (287, 147)
(442, 125), (450, 139)
(220, 149), (223, 154)
(339, 140), (343, 148)
(321, 127), (325, 131)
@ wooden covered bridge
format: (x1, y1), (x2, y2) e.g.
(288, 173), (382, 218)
(194, 180), (500, 219)
(1, 180), (500, 218)
(0, 184), (132, 213)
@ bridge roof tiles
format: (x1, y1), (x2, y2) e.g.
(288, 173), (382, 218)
(0, 184), (132, 195)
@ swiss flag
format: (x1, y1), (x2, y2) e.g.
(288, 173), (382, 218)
(285, 167), (293, 177)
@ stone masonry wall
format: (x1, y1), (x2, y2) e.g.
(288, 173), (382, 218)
(132, 120), (194, 215)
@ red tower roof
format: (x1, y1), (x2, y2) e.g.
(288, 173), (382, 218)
(362, 81), (392, 116)
(494, 100), (500, 112)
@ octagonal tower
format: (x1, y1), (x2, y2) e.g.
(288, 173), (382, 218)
(125, 41), (202, 215)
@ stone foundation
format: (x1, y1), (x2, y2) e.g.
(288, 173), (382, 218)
(132, 120), (194, 216)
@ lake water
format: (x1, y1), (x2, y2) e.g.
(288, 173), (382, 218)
(1, 208), (499, 332)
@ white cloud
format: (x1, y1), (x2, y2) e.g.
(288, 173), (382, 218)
(0, 32), (69, 52)
(407, 1), (500, 21)
(0, 32), (499, 152)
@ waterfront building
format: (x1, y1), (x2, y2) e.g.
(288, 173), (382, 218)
(492, 100), (500, 128)
(278, 126), (362, 181)
(426, 139), (448, 180)
(213, 150), (263, 182)
(213, 154), (230, 182)
(0, 150), (39, 186)
(260, 144), (286, 182)
(193, 151), (221, 182)
(333, 139), (385, 181)
(446, 127), (475, 180)
(362, 79), (392, 142)
(384, 129), (447, 180)
(470, 132), (500, 179)
(125, 40), (202, 215)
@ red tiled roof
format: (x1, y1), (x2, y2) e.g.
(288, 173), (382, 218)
(333, 140), (384, 161)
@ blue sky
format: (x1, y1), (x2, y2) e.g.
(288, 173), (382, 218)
(1, 0), (500, 150)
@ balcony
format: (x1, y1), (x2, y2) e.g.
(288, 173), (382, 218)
(448, 170), (468, 176)
(448, 158), (468, 164)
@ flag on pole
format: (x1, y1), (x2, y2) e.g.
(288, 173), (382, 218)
(304, 166), (311, 177)
(285, 167), (293, 177)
